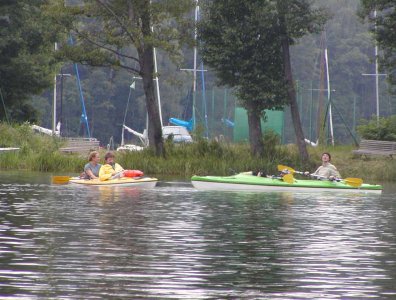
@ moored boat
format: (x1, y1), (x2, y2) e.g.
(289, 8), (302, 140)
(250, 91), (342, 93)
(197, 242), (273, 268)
(69, 176), (158, 188)
(191, 173), (382, 193)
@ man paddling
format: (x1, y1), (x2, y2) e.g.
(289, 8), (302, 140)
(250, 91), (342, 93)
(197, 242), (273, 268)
(306, 152), (340, 180)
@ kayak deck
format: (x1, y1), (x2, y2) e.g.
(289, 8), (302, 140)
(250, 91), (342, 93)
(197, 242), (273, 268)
(69, 177), (158, 188)
(191, 173), (382, 193)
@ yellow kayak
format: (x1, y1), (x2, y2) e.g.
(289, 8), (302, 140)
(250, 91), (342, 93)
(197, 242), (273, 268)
(69, 177), (158, 188)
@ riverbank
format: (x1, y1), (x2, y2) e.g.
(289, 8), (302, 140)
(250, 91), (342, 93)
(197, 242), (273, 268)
(0, 123), (395, 181)
(116, 142), (395, 182)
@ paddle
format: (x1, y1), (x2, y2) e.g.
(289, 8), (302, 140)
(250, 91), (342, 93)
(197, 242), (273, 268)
(340, 177), (363, 187)
(277, 164), (304, 175)
(311, 174), (363, 187)
(282, 173), (295, 184)
(52, 176), (71, 184)
(277, 164), (363, 187)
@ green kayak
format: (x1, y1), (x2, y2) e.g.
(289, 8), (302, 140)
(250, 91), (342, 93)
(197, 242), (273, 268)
(191, 173), (382, 193)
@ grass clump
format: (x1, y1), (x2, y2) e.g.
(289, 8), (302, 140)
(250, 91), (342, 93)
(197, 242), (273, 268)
(0, 122), (84, 172)
(118, 132), (296, 177)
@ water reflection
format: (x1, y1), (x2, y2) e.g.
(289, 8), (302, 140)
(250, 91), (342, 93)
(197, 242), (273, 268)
(0, 172), (395, 299)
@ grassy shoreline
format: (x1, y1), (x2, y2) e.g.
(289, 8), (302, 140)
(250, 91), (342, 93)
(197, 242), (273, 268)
(1, 123), (395, 182)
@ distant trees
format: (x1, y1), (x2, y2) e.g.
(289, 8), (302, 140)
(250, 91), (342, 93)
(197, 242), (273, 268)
(199, 0), (326, 162)
(360, 0), (396, 91)
(44, 0), (194, 156)
(0, 0), (59, 122)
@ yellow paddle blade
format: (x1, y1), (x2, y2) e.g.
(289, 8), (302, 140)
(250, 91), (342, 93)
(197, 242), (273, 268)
(343, 177), (363, 187)
(52, 176), (70, 184)
(277, 164), (296, 173)
(282, 173), (294, 184)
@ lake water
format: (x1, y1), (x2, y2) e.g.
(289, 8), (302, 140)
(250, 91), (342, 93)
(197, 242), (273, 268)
(1, 171), (395, 299)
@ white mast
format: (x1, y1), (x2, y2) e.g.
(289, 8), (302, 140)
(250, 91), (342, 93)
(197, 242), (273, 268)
(52, 74), (57, 134)
(324, 47), (334, 146)
(192, 0), (199, 129)
(361, 10), (387, 126)
(153, 47), (163, 127)
(52, 43), (58, 135)
(149, 0), (163, 128)
(374, 9), (380, 125)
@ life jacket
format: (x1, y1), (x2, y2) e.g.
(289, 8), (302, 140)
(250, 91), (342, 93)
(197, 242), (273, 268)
(124, 169), (144, 178)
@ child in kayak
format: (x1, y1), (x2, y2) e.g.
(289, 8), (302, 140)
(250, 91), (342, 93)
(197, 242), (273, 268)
(99, 151), (125, 181)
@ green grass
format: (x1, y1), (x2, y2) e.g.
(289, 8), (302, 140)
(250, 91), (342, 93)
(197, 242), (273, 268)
(1, 122), (395, 182)
(0, 122), (85, 172)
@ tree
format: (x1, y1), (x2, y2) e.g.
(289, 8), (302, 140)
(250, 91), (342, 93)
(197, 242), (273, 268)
(44, 0), (194, 157)
(199, 0), (326, 161)
(360, 0), (396, 91)
(199, 1), (288, 156)
(276, 0), (327, 163)
(0, 0), (59, 122)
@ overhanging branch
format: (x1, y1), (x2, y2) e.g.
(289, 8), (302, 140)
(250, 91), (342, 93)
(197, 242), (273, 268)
(74, 29), (140, 64)
(95, 0), (137, 45)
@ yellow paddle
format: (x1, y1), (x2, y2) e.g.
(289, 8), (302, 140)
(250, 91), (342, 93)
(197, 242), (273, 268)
(52, 176), (71, 184)
(277, 164), (363, 187)
(277, 164), (303, 175)
(341, 178), (363, 187)
(282, 173), (294, 184)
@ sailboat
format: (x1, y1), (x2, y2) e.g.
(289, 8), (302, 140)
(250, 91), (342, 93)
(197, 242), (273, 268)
(116, 80), (146, 152)
(32, 41), (99, 154)
(117, 12), (194, 151)
(304, 32), (334, 147)
(170, 0), (209, 138)
(117, 73), (193, 151)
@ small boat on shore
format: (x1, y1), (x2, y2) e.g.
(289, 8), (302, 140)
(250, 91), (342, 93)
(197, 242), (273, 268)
(69, 177), (158, 188)
(191, 173), (382, 193)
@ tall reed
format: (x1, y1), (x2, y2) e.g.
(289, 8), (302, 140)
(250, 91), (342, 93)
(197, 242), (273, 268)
(0, 123), (85, 172)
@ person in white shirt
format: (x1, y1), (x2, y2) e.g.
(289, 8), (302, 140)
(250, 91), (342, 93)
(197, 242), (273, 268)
(305, 152), (340, 180)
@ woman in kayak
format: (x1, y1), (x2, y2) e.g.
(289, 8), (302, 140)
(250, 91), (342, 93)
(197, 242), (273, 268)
(306, 152), (340, 180)
(81, 151), (102, 179)
(99, 151), (125, 181)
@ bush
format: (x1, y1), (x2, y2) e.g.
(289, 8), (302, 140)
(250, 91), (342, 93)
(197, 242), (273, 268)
(356, 115), (396, 141)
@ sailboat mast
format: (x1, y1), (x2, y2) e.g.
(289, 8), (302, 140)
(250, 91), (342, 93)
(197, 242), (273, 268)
(52, 43), (57, 135)
(149, 0), (163, 128)
(192, 0), (199, 130)
(153, 47), (163, 127)
(52, 74), (57, 135)
(374, 9), (380, 125)
(324, 47), (334, 146)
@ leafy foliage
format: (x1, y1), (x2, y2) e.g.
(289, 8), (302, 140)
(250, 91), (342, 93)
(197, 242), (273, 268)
(43, 0), (194, 73)
(198, 0), (326, 160)
(42, 0), (195, 156)
(357, 115), (396, 141)
(199, 1), (287, 112)
(0, 0), (61, 122)
(359, 0), (396, 91)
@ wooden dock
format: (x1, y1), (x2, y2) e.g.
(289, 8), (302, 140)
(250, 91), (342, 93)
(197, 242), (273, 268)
(59, 138), (100, 155)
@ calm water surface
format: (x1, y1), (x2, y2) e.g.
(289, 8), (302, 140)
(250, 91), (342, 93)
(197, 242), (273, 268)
(0, 171), (395, 299)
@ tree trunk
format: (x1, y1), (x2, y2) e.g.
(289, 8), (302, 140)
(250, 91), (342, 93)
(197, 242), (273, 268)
(247, 106), (264, 157)
(137, 3), (164, 157)
(281, 38), (309, 163)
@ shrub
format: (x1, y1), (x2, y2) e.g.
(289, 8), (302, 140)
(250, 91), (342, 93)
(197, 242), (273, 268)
(356, 115), (396, 141)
